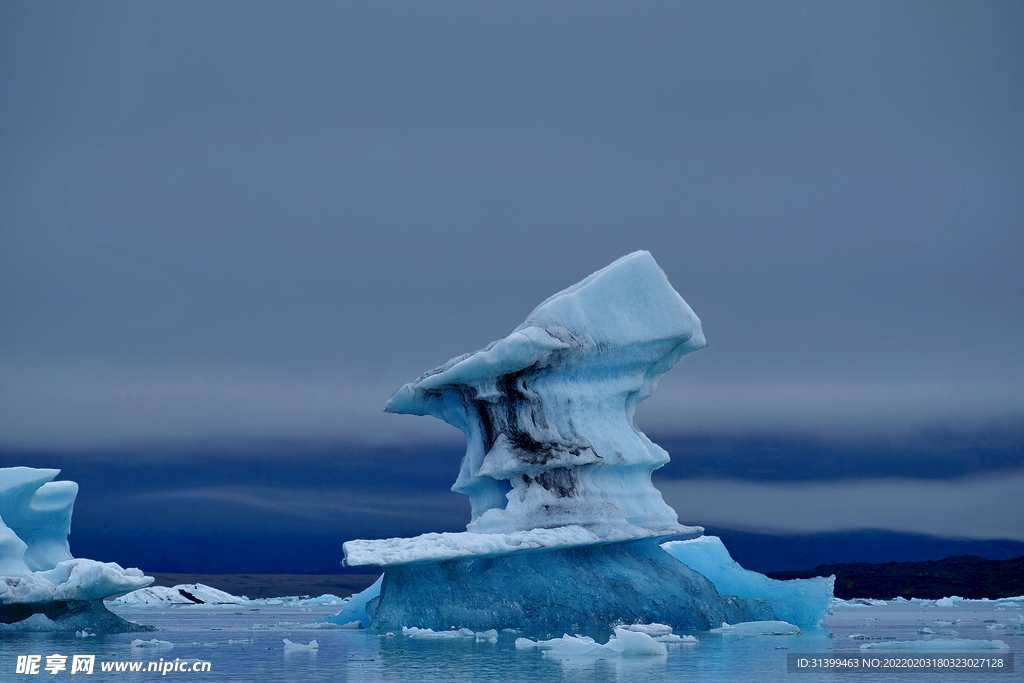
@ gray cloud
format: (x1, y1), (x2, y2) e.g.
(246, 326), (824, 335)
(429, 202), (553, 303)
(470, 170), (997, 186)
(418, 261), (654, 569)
(1, 1), (1022, 448)
(659, 472), (1024, 541)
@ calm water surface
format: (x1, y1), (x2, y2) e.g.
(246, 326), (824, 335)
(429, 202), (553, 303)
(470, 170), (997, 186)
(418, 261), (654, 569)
(2, 600), (1019, 682)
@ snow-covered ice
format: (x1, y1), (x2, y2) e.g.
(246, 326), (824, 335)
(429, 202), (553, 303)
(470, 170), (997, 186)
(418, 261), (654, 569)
(114, 583), (245, 605)
(343, 523), (697, 567)
(2, 558), (151, 604)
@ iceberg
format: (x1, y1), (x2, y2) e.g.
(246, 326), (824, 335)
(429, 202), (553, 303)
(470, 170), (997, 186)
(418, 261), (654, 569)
(0, 467), (154, 632)
(131, 638), (174, 649)
(710, 620), (803, 636)
(282, 638), (318, 651)
(544, 628), (668, 657)
(336, 251), (831, 632)
(515, 629), (669, 657)
(360, 537), (773, 632)
(377, 251), (704, 542)
(113, 583), (246, 605)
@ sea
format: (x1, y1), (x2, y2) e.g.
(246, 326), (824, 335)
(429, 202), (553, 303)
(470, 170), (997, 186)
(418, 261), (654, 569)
(2, 598), (1020, 682)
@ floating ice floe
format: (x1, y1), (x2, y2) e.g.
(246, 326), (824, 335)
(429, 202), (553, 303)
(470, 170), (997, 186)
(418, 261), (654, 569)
(293, 594), (347, 606)
(283, 639), (318, 651)
(860, 639), (1008, 651)
(518, 628), (668, 657)
(618, 623), (674, 635)
(615, 623), (698, 643)
(656, 634), (699, 643)
(831, 598), (889, 609)
(401, 626), (498, 641)
(711, 621), (803, 636)
(515, 636), (560, 649)
(247, 594), (349, 606)
(402, 626), (474, 639)
(832, 599), (870, 609)
(303, 619), (362, 629)
(132, 639), (174, 649)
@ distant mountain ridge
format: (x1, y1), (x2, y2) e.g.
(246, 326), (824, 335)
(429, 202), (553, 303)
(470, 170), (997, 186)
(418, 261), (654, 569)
(766, 555), (1024, 599)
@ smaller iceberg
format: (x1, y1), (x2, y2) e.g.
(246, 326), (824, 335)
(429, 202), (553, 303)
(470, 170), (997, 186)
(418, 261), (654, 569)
(710, 620), (802, 636)
(517, 628), (668, 658)
(401, 626), (498, 641)
(113, 583), (245, 605)
(0, 467), (154, 632)
(131, 638), (174, 649)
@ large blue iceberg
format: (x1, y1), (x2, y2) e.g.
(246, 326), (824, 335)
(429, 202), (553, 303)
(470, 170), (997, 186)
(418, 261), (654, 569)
(335, 251), (832, 632)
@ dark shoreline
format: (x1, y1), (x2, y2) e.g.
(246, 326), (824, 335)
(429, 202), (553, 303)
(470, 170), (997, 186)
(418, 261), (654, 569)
(767, 555), (1024, 599)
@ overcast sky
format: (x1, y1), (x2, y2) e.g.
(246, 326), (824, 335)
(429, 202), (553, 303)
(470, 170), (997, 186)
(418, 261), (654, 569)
(2, 1), (1022, 450)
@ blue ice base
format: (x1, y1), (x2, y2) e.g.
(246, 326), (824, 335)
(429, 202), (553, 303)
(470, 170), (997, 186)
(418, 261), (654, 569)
(363, 539), (775, 632)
